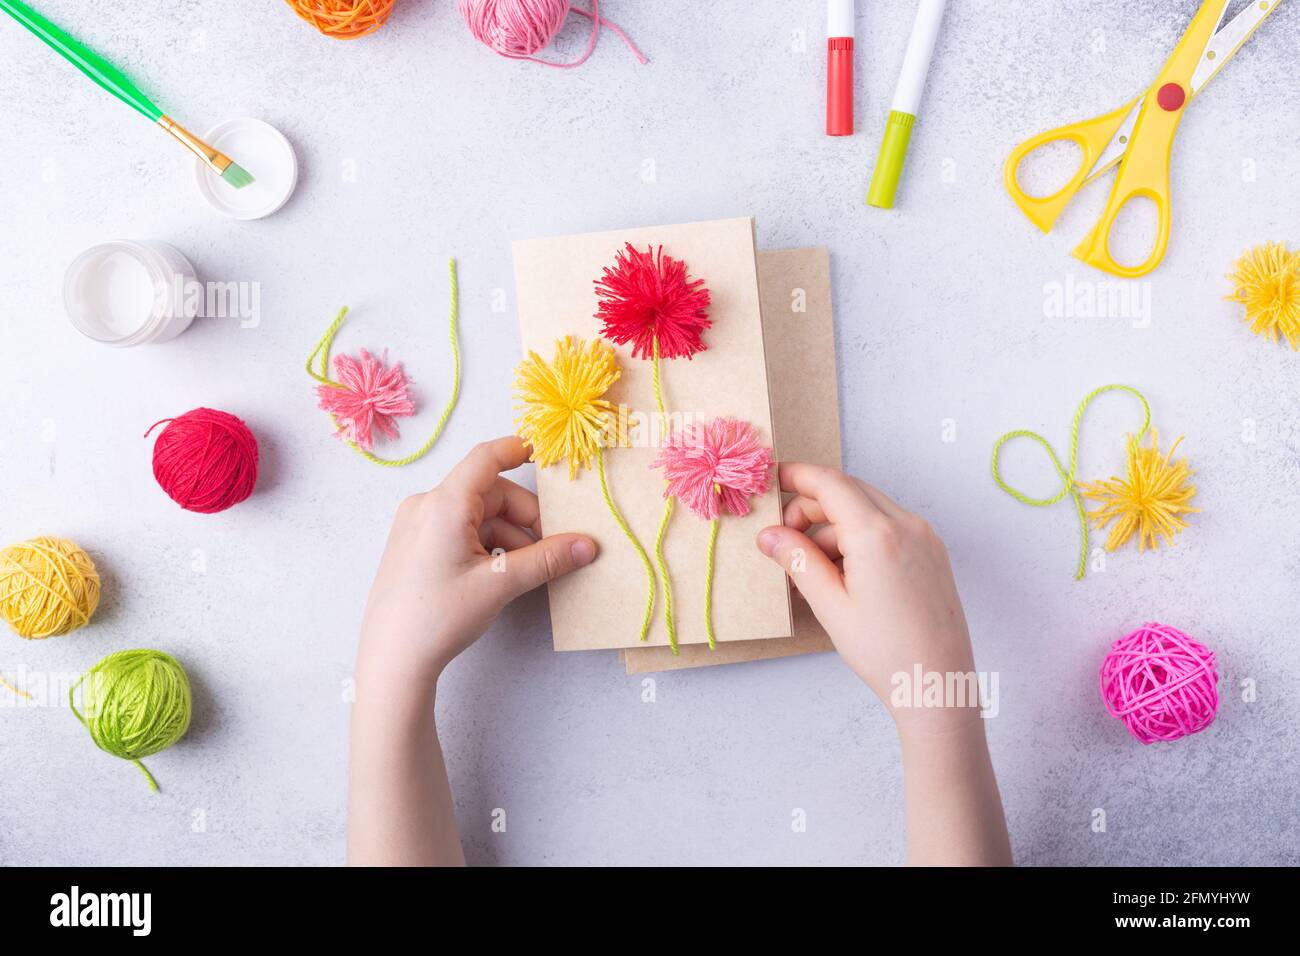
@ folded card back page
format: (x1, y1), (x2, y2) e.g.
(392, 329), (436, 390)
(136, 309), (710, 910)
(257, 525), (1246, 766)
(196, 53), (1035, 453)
(513, 218), (792, 652)
(623, 246), (841, 673)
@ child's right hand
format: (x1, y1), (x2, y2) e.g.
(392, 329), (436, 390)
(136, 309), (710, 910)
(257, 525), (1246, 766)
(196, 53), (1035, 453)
(756, 463), (977, 732)
(359, 436), (597, 685)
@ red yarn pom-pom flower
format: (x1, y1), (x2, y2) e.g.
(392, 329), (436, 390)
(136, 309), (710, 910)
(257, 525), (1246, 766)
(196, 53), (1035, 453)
(594, 243), (711, 361)
(315, 349), (415, 451)
(653, 418), (773, 520)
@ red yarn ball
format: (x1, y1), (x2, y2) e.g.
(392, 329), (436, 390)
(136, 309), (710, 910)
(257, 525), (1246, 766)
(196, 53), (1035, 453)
(146, 408), (259, 514)
(1099, 622), (1219, 745)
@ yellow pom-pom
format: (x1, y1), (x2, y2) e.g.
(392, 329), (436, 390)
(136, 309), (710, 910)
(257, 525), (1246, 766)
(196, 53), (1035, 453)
(1226, 241), (1300, 350)
(1078, 430), (1199, 554)
(514, 337), (621, 479)
(0, 536), (101, 639)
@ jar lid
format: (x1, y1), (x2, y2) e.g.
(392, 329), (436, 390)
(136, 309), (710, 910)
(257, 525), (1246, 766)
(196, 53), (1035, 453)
(195, 118), (298, 220)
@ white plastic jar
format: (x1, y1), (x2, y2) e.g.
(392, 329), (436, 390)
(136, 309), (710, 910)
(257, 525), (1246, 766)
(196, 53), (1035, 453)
(63, 240), (199, 346)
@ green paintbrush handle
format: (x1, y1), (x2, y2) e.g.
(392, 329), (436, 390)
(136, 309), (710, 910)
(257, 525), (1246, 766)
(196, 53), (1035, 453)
(0, 0), (163, 122)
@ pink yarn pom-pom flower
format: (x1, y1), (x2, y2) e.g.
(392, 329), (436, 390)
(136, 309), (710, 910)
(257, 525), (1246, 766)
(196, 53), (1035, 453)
(653, 418), (774, 520)
(315, 349), (415, 452)
(594, 243), (712, 361)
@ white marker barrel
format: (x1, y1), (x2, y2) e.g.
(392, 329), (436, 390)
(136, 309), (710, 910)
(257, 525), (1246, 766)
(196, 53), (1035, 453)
(891, 0), (947, 115)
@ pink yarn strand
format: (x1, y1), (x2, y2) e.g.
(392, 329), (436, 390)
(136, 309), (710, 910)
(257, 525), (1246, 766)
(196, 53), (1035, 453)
(568, 3), (647, 66)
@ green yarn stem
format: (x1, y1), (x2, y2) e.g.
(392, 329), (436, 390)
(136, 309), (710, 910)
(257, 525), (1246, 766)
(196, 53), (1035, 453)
(68, 649), (192, 794)
(651, 336), (668, 426)
(704, 516), (719, 649)
(654, 496), (677, 654)
(596, 446), (656, 643)
(307, 258), (461, 467)
(992, 384), (1150, 580)
(650, 336), (678, 654)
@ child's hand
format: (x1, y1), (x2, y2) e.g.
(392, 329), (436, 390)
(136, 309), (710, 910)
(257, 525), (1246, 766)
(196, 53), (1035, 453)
(757, 462), (976, 732)
(359, 436), (598, 683)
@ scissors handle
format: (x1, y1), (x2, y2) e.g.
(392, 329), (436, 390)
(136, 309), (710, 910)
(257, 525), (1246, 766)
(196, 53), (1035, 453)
(1003, 98), (1137, 233)
(1073, 0), (1227, 277)
(1071, 105), (1177, 278)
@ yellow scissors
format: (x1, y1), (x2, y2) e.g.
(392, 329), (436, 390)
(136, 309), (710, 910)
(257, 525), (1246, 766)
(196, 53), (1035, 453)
(1005, 0), (1283, 278)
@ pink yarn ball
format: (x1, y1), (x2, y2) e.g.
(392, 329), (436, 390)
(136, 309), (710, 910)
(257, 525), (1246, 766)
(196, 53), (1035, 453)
(459, 0), (572, 59)
(1099, 623), (1219, 744)
(458, 0), (646, 68)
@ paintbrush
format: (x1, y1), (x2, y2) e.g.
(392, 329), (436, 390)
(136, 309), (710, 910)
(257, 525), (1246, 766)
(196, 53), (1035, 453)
(0, 0), (253, 188)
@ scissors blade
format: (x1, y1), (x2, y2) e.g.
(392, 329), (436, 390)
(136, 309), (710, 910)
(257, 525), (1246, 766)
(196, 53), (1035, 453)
(1190, 0), (1282, 93)
(1083, 0), (1282, 182)
(1083, 100), (1142, 182)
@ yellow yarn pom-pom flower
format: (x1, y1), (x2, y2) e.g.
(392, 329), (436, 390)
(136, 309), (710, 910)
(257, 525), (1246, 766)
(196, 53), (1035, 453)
(1226, 241), (1300, 350)
(1078, 429), (1199, 553)
(514, 336), (621, 478)
(513, 336), (658, 645)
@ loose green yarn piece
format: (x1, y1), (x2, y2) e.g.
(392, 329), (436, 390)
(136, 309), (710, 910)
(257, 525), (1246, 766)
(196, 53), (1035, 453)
(596, 445), (656, 643)
(307, 258), (462, 467)
(992, 384), (1150, 580)
(69, 649), (192, 793)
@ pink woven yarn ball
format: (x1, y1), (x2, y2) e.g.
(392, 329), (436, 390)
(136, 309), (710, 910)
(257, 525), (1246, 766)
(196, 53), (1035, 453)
(1099, 622), (1219, 744)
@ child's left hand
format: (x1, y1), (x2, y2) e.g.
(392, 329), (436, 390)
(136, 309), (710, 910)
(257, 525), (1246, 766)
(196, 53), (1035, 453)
(358, 436), (598, 684)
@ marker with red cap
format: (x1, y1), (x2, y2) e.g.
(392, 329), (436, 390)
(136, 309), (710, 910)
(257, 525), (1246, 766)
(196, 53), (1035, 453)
(826, 0), (855, 136)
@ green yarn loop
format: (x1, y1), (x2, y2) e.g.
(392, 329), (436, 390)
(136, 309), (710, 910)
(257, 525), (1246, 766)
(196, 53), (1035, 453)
(69, 649), (192, 793)
(991, 384), (1150, 581)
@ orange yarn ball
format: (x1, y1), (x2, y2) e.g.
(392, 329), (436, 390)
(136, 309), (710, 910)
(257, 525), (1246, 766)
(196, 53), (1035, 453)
(285, 0), (395, 40)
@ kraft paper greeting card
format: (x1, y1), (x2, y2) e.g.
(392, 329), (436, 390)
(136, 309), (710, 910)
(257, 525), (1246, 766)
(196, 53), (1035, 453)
(513, 218), (792, 652)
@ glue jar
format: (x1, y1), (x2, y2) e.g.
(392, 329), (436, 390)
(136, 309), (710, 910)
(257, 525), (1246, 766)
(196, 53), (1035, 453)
(63, 240), (199, 347)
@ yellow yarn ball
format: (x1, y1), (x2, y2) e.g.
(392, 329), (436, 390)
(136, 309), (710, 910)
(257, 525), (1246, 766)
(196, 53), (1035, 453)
(0, 536), (101, 639)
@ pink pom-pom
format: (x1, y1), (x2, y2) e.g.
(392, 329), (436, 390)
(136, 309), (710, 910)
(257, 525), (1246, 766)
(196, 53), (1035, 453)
(653, 417), (773, 520)
(1100, 622), (1220, 744)
(315, 349), (415, 451)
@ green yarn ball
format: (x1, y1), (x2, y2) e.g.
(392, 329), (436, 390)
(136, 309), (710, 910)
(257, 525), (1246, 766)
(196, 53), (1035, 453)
(70, 649), (192, 793)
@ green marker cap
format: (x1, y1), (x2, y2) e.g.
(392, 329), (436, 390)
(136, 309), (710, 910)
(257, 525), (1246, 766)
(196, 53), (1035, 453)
(866, 110), (917, 209)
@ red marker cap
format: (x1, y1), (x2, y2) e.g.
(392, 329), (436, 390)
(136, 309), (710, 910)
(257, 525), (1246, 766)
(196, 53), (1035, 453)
(826, 1), (855, 136)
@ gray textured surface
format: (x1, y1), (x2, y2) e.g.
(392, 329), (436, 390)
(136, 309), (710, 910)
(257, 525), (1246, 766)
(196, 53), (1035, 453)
(2, 0), (1298, 866)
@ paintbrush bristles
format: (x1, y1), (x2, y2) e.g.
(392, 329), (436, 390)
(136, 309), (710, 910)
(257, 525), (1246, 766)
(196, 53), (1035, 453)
(220, 162), (255, 190)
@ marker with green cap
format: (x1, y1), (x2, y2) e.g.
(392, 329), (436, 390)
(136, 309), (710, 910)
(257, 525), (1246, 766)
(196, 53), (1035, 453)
(867, 0), (948, 209)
